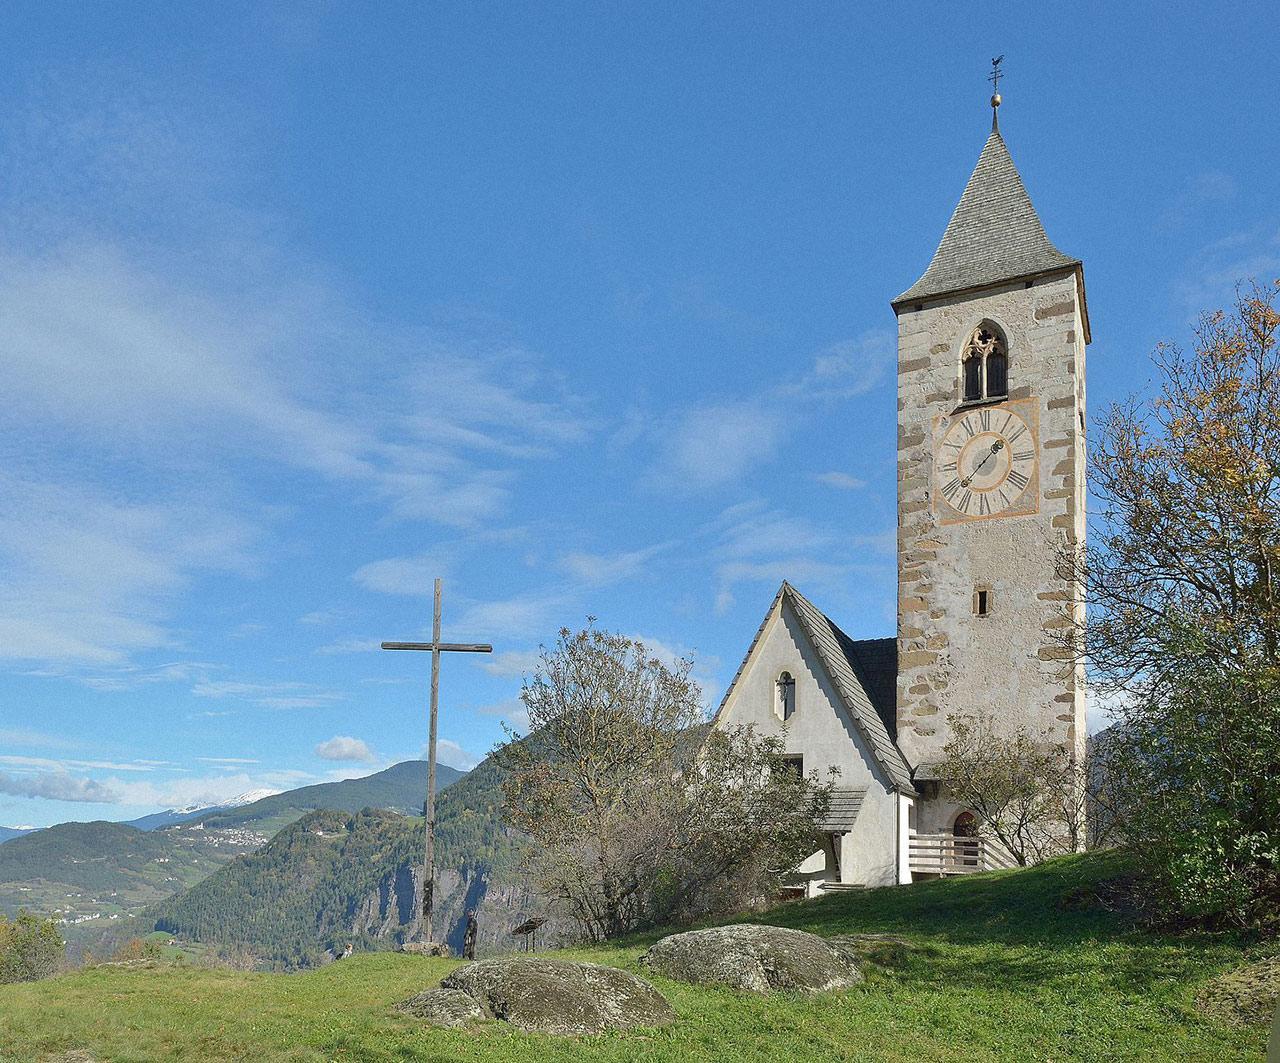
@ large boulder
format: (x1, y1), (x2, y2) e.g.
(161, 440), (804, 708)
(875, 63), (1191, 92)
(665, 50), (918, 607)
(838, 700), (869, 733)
(641, 923), (863, 994)
(434, 956), (676, 1036)
(395, 987), (487, 1028)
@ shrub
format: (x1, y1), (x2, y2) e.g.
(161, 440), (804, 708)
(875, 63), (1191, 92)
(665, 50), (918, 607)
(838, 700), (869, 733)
(0, 911), (64, 983)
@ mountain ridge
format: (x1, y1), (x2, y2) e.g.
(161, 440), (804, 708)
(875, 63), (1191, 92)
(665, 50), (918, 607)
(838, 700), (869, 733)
(0, 760), (467, 944)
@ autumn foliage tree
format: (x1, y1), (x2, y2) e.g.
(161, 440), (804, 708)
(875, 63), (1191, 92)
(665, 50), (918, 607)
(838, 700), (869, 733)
(496, 625), (832, 941)
(1064, 281), (1280, 926)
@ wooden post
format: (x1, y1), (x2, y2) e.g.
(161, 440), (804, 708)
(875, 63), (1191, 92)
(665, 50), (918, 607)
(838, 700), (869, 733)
(381, 579), (492, 947)
(423, 579), (442, 944)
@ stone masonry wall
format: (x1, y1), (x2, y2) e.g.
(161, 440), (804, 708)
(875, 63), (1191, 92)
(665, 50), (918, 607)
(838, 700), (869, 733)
(894, 271), (1087, 832)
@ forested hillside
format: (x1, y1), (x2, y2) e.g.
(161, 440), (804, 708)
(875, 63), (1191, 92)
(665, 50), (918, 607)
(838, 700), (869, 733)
(148, 750), (564, 968)
(0, 820), (259, 932)
(0, 760), (467, 957)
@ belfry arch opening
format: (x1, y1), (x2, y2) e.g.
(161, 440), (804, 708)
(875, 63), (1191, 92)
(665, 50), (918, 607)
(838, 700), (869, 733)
(961, 321), (1008, 403)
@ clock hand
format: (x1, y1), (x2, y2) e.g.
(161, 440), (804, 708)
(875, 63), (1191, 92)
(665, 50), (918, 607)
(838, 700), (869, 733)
(960, 440), (1005, 487)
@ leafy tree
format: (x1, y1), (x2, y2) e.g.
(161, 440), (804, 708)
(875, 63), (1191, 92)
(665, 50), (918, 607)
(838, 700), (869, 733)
(0, 912), (63, 984)
(1062, 281), (1280, 926)
(939, 715), (1089, 866)
(497, 625), (832, 941)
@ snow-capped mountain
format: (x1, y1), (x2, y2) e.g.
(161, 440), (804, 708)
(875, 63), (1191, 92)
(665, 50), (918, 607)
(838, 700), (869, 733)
(126, 788), (283, 832)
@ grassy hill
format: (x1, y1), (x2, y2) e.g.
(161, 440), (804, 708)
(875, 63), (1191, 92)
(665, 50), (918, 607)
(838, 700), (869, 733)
(0, 850), (1270, 1061)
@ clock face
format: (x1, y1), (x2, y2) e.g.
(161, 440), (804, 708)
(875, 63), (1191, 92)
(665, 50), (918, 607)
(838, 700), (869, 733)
(935, 406), (1037, 520)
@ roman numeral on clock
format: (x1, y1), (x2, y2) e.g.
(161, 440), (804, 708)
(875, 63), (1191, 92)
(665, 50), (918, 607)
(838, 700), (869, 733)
(1008, 468), (1029, 491)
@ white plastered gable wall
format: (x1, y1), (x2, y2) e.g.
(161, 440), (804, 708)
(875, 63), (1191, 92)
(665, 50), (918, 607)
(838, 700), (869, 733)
(714, 595), (904, 889)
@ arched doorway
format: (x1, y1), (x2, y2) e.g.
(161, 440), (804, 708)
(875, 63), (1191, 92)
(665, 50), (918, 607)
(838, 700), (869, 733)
(953, 811), (980, 868)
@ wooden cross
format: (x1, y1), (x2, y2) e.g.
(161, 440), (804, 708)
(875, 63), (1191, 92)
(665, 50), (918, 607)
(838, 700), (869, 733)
(382, 578), (492, 945)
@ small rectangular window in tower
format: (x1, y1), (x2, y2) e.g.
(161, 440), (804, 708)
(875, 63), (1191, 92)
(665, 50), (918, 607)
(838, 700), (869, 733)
(974, 587), (992, 617)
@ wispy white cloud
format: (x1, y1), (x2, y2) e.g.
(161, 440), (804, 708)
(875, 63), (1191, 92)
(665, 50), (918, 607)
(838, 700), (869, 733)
(314, 637), (383, 656)
(0, 728), (77, 751)
(779, 332), (892, 402)
(0, 770), (117, 803)
(813, 471), (866, 491)
(557, 542), (672, 586)
(0, 754), (156, 774)
(1160, 170), (1238, 230)
(476, 698), (531, 732)
(432, 738), (483, 771)
(298, 609), (348, 626)
(0, 95), (590, 676)
(0, 473), (255, 666)
(102, 769), (317, 810)
(352, 552), (455, 597)
(704, 500), (891, 616)
(644, 330), (892, 492)
(479, 650), (543, 679)
(655, 400), (786, 491)
(191, 678), (344, 710)
(454, 590), (575, 641)
(314, 735), (377, 764)
(1174, 225), (1280, 316)
(194, 757), (260, 765)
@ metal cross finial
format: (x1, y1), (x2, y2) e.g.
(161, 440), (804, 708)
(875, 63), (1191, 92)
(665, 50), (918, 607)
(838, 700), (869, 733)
(988, 55), (1005, 93)
(988, 55), (1005, 130)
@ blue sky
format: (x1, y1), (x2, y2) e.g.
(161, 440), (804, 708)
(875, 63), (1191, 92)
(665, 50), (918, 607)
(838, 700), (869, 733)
(1, 3), (1277, 827)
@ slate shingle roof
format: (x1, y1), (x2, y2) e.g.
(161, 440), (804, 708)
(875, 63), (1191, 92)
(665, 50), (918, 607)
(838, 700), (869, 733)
(893, 129), (1079, 308)
(713, 582), (913, 793)
(819, 787), (867, 833)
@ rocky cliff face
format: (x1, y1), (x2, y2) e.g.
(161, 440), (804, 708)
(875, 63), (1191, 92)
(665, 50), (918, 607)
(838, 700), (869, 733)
(349, 859), (573, 957)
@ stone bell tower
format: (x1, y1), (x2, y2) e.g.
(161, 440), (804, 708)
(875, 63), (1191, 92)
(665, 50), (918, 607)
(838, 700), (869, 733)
(890, 93), (1089, 831)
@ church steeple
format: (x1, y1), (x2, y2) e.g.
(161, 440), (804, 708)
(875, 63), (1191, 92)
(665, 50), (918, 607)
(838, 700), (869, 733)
(892, 117), (1086, 340)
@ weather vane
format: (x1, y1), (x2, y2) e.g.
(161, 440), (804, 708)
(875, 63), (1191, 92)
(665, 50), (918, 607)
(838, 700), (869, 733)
(988, 55), (1005, 130)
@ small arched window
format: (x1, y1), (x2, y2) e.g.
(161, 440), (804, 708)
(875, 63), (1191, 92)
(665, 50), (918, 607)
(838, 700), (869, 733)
(776, 671), (796, 722)
(961, 322), (1008, 402)
(962, 351), (983, 402)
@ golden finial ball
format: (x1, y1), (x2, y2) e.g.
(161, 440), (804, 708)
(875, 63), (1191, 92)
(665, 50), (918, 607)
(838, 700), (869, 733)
(991, 93), (1002, 108)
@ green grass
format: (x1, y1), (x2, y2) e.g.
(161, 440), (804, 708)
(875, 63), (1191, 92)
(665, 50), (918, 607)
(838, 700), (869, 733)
(0, 850), (1271, 1062)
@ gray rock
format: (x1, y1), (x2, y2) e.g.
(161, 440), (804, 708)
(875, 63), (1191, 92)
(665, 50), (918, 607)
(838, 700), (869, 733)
(399, 941), (450, 957)
(395, 987), (488, 1028)
(439, 956), (676, 1036)
(641, 923), (863, 994)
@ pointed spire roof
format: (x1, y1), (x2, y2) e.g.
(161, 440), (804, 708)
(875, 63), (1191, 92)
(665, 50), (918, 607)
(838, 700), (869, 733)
(893, 128), (1079, 308)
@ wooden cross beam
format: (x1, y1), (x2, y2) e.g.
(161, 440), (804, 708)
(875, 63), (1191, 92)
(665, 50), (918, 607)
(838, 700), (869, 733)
(382, 578), (492, 946)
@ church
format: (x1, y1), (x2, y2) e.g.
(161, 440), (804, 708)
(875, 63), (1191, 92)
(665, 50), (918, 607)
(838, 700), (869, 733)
(713, 94), (1088, 891)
